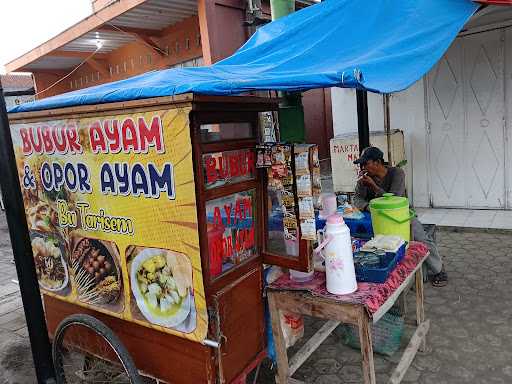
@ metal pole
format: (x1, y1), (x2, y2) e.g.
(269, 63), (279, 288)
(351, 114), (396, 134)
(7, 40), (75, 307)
(383, 93), (392, 164)
(270, 0), (295, 20)
(356, 89), (370, 153)
(0, 89), (56, 383)
(270, 0), (305, 143)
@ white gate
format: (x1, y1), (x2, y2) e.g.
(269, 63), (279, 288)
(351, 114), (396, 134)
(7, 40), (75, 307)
(427, 29), (505, 209)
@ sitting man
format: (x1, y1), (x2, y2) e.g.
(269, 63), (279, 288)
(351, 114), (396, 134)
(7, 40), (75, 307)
(353, 146), (447, 287)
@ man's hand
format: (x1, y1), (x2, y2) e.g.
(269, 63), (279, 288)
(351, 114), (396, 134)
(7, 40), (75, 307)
(360, 174), (378, 191)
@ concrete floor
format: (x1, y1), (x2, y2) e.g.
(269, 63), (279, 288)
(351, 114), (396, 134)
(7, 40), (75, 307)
(0, 211), (512, 383)
(416, 208), (512, 230)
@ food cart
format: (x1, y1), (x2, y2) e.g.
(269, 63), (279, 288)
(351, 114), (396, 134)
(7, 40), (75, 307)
(6, 94), (313, 384)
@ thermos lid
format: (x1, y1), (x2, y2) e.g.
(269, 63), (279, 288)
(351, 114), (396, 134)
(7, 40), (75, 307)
(369, 193), (409, 210)
(326, 213), (344, 225)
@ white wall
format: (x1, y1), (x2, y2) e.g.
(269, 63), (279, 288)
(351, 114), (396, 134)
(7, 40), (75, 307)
(506, 28), (512, 208)
(331, 88), (384, 136)
(331, 81), (430, 207)
(5, 94), (34, 110)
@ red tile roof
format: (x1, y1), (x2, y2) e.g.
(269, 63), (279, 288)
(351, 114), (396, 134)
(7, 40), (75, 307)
(0, 74), (34, 92)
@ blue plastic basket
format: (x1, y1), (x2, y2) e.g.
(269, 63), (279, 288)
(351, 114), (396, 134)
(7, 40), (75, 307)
(354, 243), (406, 283)
(343, 211), (373, 239)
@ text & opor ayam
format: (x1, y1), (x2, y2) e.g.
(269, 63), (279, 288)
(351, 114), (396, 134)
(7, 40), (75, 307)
(19, 115), (176, 200)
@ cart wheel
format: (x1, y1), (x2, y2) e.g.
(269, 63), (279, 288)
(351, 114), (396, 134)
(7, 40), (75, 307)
(52, 314), (142, 384)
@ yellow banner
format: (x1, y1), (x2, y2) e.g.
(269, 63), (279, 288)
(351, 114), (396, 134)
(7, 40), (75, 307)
(10, 107), (208, 343)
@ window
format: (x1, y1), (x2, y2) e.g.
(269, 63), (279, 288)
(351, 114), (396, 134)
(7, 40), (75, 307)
(206, 190), (257, 278)
(146, 54), (152, 65)
(185, 38), (190, 50)
(200, 122), (254, 143)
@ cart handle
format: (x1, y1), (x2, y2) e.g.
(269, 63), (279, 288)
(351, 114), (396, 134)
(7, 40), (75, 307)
(203, 338), (220, 348)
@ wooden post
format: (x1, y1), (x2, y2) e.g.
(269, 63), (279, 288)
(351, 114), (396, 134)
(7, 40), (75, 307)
(415, 267), (426, 352)
(357, 309), (376, 384)
(268, 292), (290, 384)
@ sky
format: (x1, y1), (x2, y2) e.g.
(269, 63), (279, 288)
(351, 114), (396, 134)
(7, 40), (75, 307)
(0, 0), (92, 74)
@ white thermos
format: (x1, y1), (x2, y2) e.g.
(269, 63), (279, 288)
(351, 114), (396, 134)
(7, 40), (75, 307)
(315, 214), (357, 295)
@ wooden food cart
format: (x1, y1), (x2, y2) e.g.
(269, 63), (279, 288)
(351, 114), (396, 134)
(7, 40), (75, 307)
(7, 94), (312, 383)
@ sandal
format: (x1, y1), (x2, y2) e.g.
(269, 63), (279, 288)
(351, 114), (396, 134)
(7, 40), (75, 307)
(431, 271), (448, 287)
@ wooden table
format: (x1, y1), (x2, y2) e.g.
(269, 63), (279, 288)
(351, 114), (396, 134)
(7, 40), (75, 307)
(267, 253), (429, 384)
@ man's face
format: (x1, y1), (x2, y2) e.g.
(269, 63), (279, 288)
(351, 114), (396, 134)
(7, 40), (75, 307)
(361, 159), (380, 176)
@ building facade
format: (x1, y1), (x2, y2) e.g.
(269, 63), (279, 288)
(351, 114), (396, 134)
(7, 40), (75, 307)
(5, 0), (332, 158)
(0, 74), (35, 110)
(332, 5), (512, 210)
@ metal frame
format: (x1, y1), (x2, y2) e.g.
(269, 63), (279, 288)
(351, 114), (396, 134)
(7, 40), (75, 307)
(0, 90), (56, 382)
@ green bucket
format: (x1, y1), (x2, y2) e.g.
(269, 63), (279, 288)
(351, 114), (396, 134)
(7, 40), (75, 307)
(369, 193), (415, 242)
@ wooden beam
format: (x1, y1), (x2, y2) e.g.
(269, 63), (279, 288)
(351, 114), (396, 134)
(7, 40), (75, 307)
(388, 320), (430, 384)
(47, 50), (109, 60)
(97, 24), (163, 37)
(131, 33), (167, 57)
(98, 25), (166, 57)
(5, 0), (150, 72)
(288, 320), (340, 376)
(86, 58), (109, 78)
(358, 311), (376, 384)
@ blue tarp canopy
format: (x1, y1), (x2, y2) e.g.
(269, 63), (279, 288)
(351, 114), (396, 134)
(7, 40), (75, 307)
(10, 0), (479, 113)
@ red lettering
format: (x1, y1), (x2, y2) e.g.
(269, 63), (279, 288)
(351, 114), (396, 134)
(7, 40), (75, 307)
(236, 230), (245, 253)
(234, 199), (243, 223)
(243, 197), (252, 218)
(219, 156), (229, 179)
(246, 151), (255, 174)
(247, 226), (255, 248)
(347, 153), (354, 161)
(104, 120), (121, 153)
(20, 128), (32, 155)
(65, 124), (82, 153)
(89, 121), (107, 153)
(121, 118), (139, 152)
(224, 204), (232, 226)
(226, 236), (233, 257)
(238, 152), (247, 175)
(229, 155), (239, 177)
(213, 206), (222, 227)
(29, 127), (43, 154)
(51, 126), (67, 153)
(206, 157), (218, 184)
(138, 116), (163, 153)
(41, 126), (54, 153)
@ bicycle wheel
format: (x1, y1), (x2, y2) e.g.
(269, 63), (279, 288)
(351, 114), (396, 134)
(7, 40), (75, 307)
(52, 314), (142, 384)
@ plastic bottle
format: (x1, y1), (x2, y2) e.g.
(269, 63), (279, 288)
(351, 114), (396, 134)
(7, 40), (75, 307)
(315, 214), (357, 295)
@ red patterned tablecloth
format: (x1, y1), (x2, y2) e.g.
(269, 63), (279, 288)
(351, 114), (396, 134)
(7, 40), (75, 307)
(267, 241), (429, 317)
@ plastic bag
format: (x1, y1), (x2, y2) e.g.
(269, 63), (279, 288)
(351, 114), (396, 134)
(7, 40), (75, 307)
(264, 267), (305, 362)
